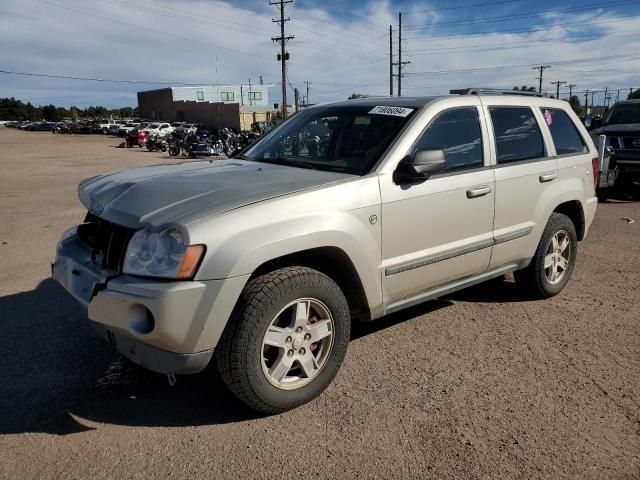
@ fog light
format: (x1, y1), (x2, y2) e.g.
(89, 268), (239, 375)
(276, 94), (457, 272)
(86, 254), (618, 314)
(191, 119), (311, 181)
(128, 304), (155, 334)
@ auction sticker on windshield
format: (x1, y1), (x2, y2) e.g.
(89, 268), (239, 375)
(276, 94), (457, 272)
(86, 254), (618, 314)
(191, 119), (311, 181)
(369, 106), (414, 117)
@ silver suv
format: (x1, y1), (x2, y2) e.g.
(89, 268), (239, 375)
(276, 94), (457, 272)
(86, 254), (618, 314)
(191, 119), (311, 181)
(53, 91), (598, 413)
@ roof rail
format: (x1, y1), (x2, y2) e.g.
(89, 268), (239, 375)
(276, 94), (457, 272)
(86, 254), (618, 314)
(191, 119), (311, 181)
(450, 88), (548, 97)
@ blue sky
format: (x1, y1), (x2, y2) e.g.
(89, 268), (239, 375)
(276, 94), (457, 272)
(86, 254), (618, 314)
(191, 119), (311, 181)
(0, 0), (639, 109)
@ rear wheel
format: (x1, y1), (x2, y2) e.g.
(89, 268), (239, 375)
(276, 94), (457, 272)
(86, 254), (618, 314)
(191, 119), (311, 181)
(515, 213), (577, 298)
(215, 267), (350, 414)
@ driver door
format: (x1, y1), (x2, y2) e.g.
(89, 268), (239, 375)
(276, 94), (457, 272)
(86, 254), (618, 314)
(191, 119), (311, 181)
(379, 100), (495, 305)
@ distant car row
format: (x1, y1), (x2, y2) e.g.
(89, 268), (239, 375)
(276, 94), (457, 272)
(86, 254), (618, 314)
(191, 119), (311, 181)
(5, 121), (59, 131)
(3, 119), (198, 137)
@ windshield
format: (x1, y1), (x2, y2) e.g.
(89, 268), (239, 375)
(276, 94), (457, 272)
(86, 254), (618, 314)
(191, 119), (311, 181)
(243, 104), (417, 175)
(603, 104), (640, 125)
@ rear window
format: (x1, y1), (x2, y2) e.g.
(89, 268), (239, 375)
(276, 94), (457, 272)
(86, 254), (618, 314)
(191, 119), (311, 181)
(540, 108), (587, 155)
(489, 107), (545, 164)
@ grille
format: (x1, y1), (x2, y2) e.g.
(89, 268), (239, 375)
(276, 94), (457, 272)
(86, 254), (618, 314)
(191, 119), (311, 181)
(76, 212), (133, 272)
(622, 137), (640, 150)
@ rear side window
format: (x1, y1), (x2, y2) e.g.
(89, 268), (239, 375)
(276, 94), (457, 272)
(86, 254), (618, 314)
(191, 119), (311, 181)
(489, 107), (545, 164)
(540, 108), (588, 155)
(412, 107), (483, 172)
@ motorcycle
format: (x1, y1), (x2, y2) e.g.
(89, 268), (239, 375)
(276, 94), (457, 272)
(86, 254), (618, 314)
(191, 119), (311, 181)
(146, 133), (167, 152)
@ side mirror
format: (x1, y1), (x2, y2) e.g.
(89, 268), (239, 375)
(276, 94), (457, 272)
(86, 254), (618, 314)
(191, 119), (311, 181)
(394, 149), (447, 184)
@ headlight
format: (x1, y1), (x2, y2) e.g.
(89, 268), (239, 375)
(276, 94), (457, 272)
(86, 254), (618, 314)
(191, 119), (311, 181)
(123, 227), (204, 279)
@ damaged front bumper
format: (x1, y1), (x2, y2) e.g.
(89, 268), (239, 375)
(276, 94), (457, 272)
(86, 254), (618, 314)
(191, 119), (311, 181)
(51, 228), (218, 375)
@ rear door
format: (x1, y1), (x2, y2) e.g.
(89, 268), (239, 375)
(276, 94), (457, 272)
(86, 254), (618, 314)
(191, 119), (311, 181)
(482, 99), (560, 269)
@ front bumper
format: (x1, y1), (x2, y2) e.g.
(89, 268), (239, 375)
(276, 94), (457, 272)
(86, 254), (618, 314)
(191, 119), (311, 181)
(52, 229), (249, 374)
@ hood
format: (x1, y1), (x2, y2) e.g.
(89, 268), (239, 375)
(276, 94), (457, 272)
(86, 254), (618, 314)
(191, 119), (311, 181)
(78, 159), (352, 228)
(592, 123), (640, 135)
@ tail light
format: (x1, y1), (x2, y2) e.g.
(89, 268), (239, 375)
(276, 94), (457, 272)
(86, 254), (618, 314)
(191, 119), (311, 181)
(591, 157), (599, 189)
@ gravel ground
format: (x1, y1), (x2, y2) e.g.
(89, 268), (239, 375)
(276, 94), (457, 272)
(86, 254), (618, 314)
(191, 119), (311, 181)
(0, 128), (639, 479)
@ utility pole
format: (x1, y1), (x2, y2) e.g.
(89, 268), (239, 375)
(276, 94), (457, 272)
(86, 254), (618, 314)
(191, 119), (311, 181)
(616, 89), (620, 103)
(394, 12), (410, 96)
(584, 89), (589, 115)
(294, 87), (299, 112)
(568, 83), (576, 101)
(305, 80), (310, 106)
(550, 80), (566, 99)
(603, 86), (608, 109)
(389, 25), (393, 96)
(591, 91), (595, 109)
(270, 0), (294, 119)
(533, 65), (551, 93)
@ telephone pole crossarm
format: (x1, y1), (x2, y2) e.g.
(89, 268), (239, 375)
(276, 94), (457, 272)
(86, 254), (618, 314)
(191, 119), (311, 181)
(533, 65), (551, 93)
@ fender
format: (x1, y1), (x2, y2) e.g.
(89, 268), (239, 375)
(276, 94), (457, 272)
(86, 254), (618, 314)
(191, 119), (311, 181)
(188, 176), (384, 311)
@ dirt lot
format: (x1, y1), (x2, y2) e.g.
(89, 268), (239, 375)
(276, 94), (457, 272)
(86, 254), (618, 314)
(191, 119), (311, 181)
(0, 128), (639, 479)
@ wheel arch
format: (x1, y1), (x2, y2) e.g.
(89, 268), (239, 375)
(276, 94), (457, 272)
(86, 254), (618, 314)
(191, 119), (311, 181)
(553, 200), (585, 240)
(250, 247), (372, 322)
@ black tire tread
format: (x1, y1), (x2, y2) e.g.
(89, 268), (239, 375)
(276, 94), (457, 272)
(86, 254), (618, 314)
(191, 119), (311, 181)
(215, 266), (350, 414)
(515, 212), (577, 299)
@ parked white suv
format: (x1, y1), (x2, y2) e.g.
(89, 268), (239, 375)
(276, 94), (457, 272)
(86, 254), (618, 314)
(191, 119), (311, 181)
(53, 90), (598, 413)
(143, 122), (173, 137)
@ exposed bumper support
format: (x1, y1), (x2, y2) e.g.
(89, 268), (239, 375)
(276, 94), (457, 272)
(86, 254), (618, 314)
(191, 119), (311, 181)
(92, 322), (213, 374)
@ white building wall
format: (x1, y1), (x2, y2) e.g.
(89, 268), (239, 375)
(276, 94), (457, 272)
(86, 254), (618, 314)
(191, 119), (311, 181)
(171, 84), (273, 107)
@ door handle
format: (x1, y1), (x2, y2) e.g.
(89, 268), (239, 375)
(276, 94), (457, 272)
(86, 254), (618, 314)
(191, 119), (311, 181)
(539, 171), (558, 183)
(466, 185), (492, 198)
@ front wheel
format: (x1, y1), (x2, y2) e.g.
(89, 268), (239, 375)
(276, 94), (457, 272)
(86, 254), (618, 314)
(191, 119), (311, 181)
(515, 212), (577, 299)
(215, 267), (351, 414)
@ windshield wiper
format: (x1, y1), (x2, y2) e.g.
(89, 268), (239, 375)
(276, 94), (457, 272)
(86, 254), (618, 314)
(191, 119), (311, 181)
(253, 157), (319, 170)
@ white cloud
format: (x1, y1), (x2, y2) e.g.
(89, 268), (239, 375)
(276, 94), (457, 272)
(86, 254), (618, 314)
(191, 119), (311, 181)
(0, 0), (638, 107)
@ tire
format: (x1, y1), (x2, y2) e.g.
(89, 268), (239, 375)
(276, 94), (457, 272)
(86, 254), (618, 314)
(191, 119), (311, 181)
(597, 188), (611, 202)
(215, 267), (351, 414)
(514, 213), (577, 299)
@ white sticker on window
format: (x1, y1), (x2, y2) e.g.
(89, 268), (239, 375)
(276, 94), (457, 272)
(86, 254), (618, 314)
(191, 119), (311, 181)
(369, 106), (414, 117)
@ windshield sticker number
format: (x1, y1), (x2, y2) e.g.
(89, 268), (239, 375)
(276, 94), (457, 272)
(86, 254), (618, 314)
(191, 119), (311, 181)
(369, 106), (414, 117)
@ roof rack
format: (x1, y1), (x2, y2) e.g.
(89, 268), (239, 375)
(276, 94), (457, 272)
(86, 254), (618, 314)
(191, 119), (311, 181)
(450, 88), (548, 97)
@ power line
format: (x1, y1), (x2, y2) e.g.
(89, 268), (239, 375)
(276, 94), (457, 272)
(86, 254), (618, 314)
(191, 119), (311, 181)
(104, 0), (275, 36)
(405, 0), (525, 14)
(36, 0), (265, 58)
(403, 14), (639, 40)
(403, 0), (639, 29)
(0, 69), (207, 85)
(292, 10), (384, 41)
(407, 30), (640, 55)
(406, 53), (640, 76)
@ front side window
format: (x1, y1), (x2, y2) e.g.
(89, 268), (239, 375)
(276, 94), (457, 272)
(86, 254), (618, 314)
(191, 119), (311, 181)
(245, 105), (417, 175)
(541, 108), (588, 155)
(412, 107), (483, 172)
(602, 103), (640, 125)
(489, 107), (545, 164)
